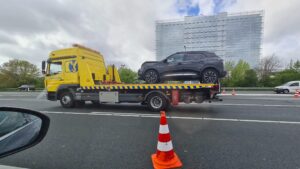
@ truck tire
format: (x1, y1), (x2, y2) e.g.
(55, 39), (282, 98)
(60, 92), (75, 108)
(146, 93), (168, 112)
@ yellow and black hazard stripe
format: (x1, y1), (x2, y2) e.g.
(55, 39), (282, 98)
(80, 84), (214, 91)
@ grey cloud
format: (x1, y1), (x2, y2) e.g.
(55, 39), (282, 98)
(0, 0), (183, 70)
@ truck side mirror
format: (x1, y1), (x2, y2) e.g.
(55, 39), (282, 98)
(42, 61), (46, 74)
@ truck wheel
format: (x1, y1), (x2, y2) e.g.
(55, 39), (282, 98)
(144, 70), (160, 84)
(60, 92), (75, 108)
(146, 93), (168, 112)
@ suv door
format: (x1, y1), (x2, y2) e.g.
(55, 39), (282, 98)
(163, 53), (184, 74)
(183, 53), (205, 72)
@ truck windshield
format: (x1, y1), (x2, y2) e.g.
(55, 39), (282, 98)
(48, 62), (62, 75)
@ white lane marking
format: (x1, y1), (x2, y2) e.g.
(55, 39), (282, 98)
(219, 94), (292, 96)
(42, 111), (300, 125)
(157, 141), (173, 152)
(178, 102), (300, 108)
(0, 165), (27, 169)
(210, 103), (300, 108)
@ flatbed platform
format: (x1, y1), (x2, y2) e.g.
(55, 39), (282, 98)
(80, 83), (216, 90)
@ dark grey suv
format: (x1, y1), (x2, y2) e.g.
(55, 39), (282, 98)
(138, 51), (226, 84)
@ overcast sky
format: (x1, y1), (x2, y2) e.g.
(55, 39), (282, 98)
(0, 0), (299, 70)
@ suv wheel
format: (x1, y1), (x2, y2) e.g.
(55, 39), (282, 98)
(144, 70), (160, 84)
(201, 69), (219, 84)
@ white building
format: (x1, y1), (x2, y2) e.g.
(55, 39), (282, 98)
(156, 11), (263, 68)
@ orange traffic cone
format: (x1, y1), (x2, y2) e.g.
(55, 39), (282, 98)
(151, 111), (183, 169)
(222, 89), (226, 94)
(231, 89), (236, 96)
(294, 90), (300, 98)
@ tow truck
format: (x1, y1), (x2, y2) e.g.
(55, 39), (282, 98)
(42, 44), (221, 111)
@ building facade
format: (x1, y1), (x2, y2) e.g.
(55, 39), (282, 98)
(156, 11), (263, 68)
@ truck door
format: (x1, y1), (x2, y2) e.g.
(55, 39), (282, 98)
(45, 61), (63, 92)
(63, 60), (79, 84)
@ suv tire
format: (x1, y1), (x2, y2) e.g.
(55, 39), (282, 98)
(144, 70), (160, 84)
(201, 68), (219, 84)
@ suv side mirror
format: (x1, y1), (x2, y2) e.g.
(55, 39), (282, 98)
(42, 61), (46, 74)
(0, 107), (50, 158)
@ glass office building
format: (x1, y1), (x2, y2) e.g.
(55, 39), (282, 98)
(156, 11), (263, 68)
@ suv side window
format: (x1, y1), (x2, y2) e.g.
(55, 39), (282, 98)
(184, 53), (205, 61)
(166, 54), (184, 63)
(290, 82), (299, 86)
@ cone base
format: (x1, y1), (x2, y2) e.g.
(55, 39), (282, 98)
(151, 153), (182, 169)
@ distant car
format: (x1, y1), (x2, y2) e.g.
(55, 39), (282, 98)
(18, 85), (35, 91)
(138, 51), (226, 84)
(274, 81), (300, 94)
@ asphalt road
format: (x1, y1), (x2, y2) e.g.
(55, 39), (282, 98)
(0, 91), (300, 169)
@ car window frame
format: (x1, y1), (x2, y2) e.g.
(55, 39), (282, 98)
(166, 53), (184, 63)
(184, 53), (205, 61)
(290, 82), (299, 87)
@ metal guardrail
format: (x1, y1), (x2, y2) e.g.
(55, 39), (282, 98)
(0, 88), (44, 92)
(222, 87), (273, 91)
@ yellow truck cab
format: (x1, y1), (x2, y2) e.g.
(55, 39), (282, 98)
(42, 44), (221, 111)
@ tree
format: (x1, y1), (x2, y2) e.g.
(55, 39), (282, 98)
(272, 69), (300, 86)
(257, 54), (281, 87)
(0, 59), (40, 88)
(258, 54), (280, 80)
(231, 60), (250, 86)
(293, 60), (300, 72)
(224, 61), (235, 72)
(221, 60), (251, 87)
(221, 61), (235, 86)
(118, 67), (138, 83)
(241, 69), (258, 87)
